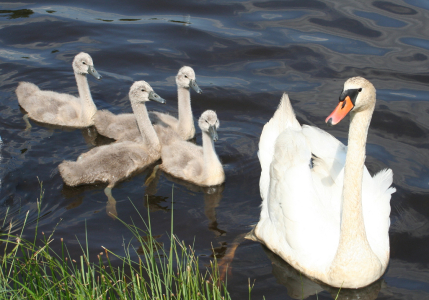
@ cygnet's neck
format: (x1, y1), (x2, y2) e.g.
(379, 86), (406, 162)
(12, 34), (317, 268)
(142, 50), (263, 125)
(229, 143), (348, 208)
(75, 73), (97, 123)
(202, 131), (224, 185)
(131, 100), (161, 157)
(177, 87), (195, 139)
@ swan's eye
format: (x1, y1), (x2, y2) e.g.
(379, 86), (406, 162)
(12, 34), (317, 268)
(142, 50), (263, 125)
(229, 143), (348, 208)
(141, 89), (145, 92)
(82, 61), (86, 65)
(184, 75), (188, 78)
(358, 88), (362, 92)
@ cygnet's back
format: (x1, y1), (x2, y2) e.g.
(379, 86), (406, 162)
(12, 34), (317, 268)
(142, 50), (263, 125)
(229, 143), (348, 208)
(160, 110), (224, 186)
(94, 66), (202, 142)
(16, 52), (102, 128)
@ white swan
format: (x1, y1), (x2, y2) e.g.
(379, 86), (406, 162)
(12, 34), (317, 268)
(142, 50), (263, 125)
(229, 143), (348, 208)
(58, 81), (165, 217)
(159, 110), (224, 186)
(16, 52), (102, 128)
(247, 77), (395, 288)
(94, 66), (202, 142)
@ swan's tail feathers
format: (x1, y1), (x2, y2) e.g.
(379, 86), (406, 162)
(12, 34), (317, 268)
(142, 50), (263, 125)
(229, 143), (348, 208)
(58, 160), (85, 187)
(373, 168), (396, 196)
(16, 82), (40, 105)
(271, 93), (301, 132)
(258, 93), (301, 204)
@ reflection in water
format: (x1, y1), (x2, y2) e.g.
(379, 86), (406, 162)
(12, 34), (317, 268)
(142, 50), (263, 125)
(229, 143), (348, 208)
(145, 167), (226, 237)
(80, 126), (98, 147)
(137, 234), (164, 256)
(261, 245), (383, 300)
(162, 172), (226, 237)
(203, 185), (226, 237)
(66, 196), (83, 210)
(0, 9), (34, 19)
(144, 165), (170, 213)
(391, 203), (429, 238)
(211, 241), (227, 259)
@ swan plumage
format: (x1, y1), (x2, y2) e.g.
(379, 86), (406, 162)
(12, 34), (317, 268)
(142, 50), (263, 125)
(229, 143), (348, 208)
(94, 66), (201, 142)
(159, 110), (224, 186)
(248, 77), (395, 288)
(16, 52), (102, 128)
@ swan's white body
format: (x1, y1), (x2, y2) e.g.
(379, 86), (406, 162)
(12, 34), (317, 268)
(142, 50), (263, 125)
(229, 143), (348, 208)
(160, 110), (224, 186)
(248, 77), (395, 288)
(16, 52), (102, 128)
(94, 66), (201, 142)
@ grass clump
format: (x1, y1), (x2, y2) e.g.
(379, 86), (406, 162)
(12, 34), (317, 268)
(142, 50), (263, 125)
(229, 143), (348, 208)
(0, 189), (235, 299)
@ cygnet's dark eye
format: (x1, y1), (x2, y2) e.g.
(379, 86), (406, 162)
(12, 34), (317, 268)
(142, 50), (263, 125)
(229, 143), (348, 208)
(82, 61), (86, 65)
(141, 89), (145, 92)
(184, 75), (188, 78)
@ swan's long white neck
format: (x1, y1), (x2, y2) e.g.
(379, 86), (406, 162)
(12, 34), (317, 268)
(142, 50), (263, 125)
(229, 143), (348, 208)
(131, 101), (161, 157)
(328, 103), (381, 286)
(177, 87), (195, 139)
(75, 73), (97, 123)
(202, 131), (223, 185)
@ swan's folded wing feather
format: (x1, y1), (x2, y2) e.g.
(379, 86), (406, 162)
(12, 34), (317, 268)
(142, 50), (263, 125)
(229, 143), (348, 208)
(301, 125), (347, 184)
(261, 130), (339, 267)
(363, 168), (395, 263)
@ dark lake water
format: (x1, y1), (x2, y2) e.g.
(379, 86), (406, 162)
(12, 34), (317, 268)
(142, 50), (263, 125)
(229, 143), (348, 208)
(1, 0), (429, 299)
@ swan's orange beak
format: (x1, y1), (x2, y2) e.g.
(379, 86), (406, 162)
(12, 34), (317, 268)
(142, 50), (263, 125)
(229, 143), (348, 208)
(325, 96), (354, 126)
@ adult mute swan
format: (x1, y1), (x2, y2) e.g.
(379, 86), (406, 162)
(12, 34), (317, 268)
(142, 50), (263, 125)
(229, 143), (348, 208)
(94, 66), (202, 142)
(159, 110), (224, 186)
(16, 52), (102, 128)
(247, 77), (395, 288)
(58, 81), (165, 217)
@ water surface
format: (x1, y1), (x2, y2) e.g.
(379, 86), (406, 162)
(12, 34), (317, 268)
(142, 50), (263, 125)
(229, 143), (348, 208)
(1, 0), (429, 299)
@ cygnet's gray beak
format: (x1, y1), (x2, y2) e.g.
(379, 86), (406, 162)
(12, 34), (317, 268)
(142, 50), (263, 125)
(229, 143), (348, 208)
(149, 91), (166, 104)
(190, 79), (202, 94)
(208, 125), (218, 142)
(88, 65), (102, 80)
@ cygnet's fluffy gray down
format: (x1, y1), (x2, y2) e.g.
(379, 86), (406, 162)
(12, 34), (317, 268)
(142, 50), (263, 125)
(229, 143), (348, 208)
(16, 52), (102, 128)
(59, 141), (156, 188)
(93, 66), (202, 142)
(58, 80), (165, 188)
(160, 110), (225, 186)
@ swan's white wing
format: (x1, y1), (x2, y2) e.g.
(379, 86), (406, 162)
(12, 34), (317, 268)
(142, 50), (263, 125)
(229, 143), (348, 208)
(258, 94), (301, 206)
(257, 129), (340, 271)
(362, 168), (395, 265)
(302, 125), (347, 184)
(303, 124), (395, 264)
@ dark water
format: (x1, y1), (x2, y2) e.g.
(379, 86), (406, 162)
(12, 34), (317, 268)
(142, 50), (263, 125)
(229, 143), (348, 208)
(1, 0), (429, 299)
